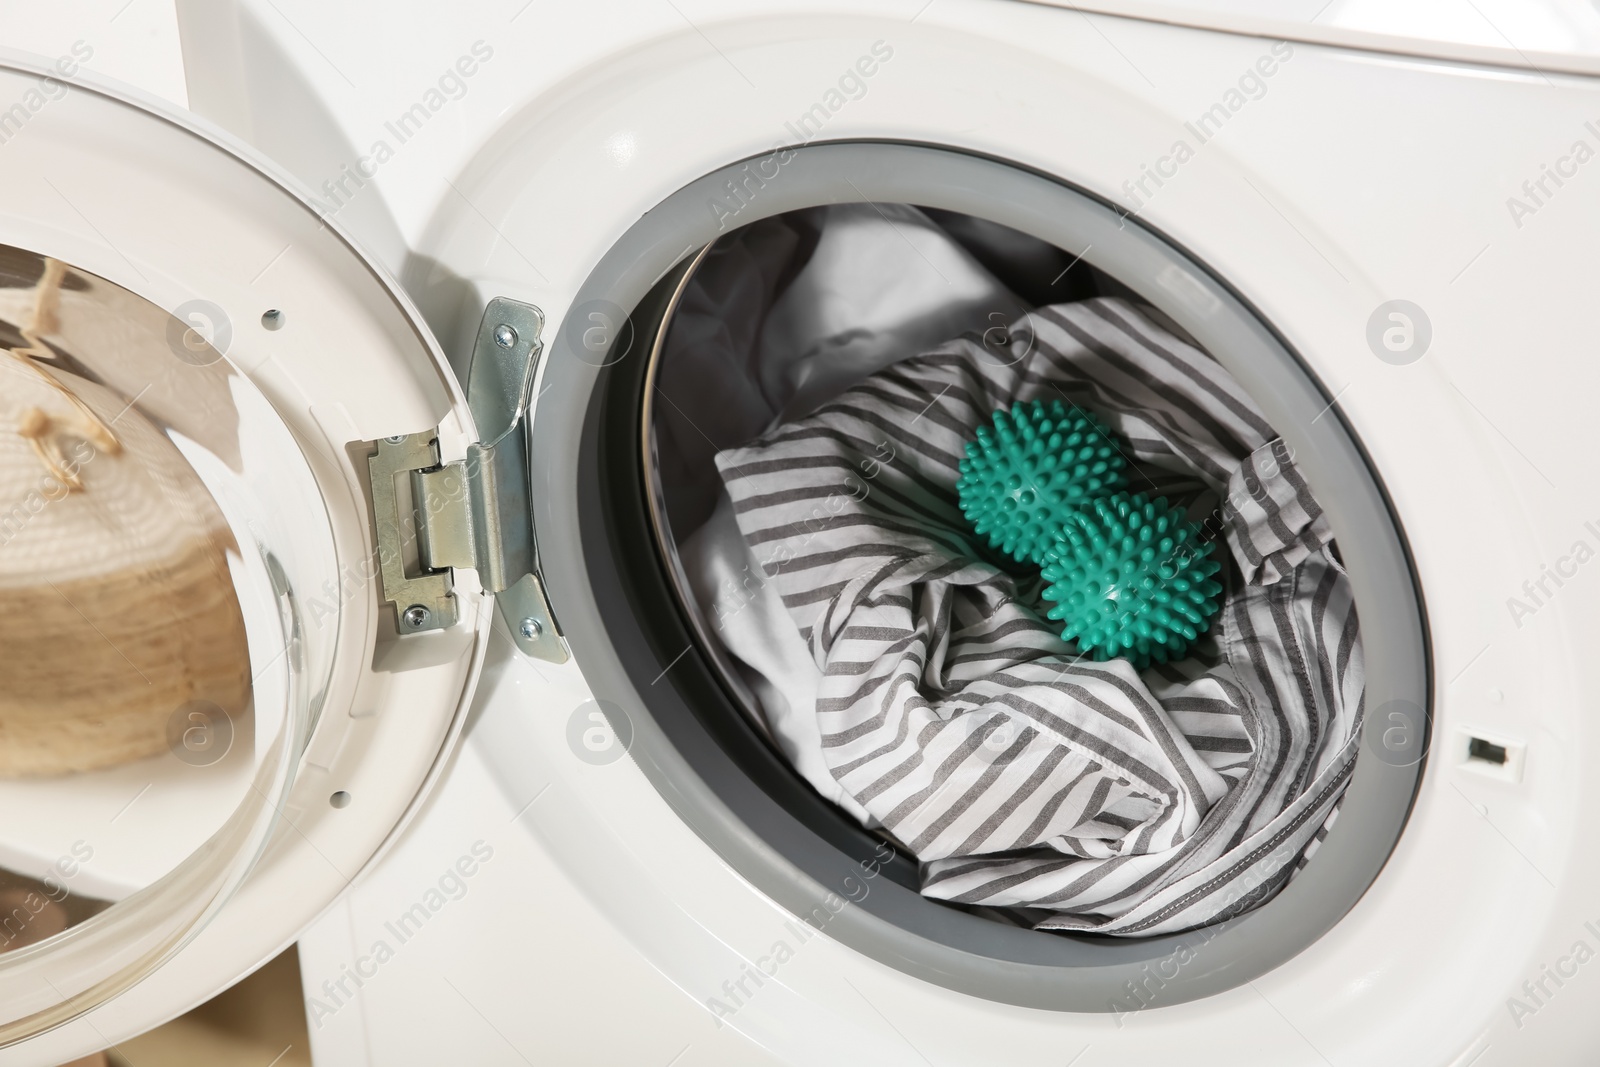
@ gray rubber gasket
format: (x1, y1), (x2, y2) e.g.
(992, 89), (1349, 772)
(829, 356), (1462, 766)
(531, 141), (1429, 1011)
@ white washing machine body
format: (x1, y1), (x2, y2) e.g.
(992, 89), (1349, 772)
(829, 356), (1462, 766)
(4, 1), (1600, 1065)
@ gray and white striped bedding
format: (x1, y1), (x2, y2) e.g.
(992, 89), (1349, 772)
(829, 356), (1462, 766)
(711, 296), (1362, 935)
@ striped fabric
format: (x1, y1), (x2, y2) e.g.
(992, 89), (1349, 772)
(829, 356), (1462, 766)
(714, 297), (1362, 935)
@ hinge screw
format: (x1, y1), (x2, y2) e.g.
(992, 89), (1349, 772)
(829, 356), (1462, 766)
(493, 323), (517, 349)
(403, 605), (430, 628)
(519, 616), (542, 639)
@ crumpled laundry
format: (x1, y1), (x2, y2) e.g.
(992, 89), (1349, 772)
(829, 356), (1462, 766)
(708, 295), (1360, 935)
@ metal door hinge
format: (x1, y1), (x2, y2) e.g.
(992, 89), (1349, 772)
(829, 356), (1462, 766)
(366, 298), (567, 663)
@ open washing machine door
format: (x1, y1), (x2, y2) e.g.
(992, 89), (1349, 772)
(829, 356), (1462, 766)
(0, 55), (555, 1063)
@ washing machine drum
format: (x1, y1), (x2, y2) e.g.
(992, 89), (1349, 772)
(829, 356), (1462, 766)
(532, 144), (1429, 1010)
(0, 62), (510, 1051)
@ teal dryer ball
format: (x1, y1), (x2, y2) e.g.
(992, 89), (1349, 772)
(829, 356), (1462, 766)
(955, 398), (1128, 566)
(1040, 492), (1224, 669)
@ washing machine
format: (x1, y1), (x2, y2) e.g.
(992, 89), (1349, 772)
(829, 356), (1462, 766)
(1, 1), (1598, 1064)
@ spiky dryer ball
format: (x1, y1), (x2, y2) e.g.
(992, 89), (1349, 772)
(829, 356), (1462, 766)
(1041, 493), (1223, 669)
(955, 399), (1128, 566)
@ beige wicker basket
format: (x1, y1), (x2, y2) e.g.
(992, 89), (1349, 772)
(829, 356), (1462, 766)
(0, 257), (251, 777)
